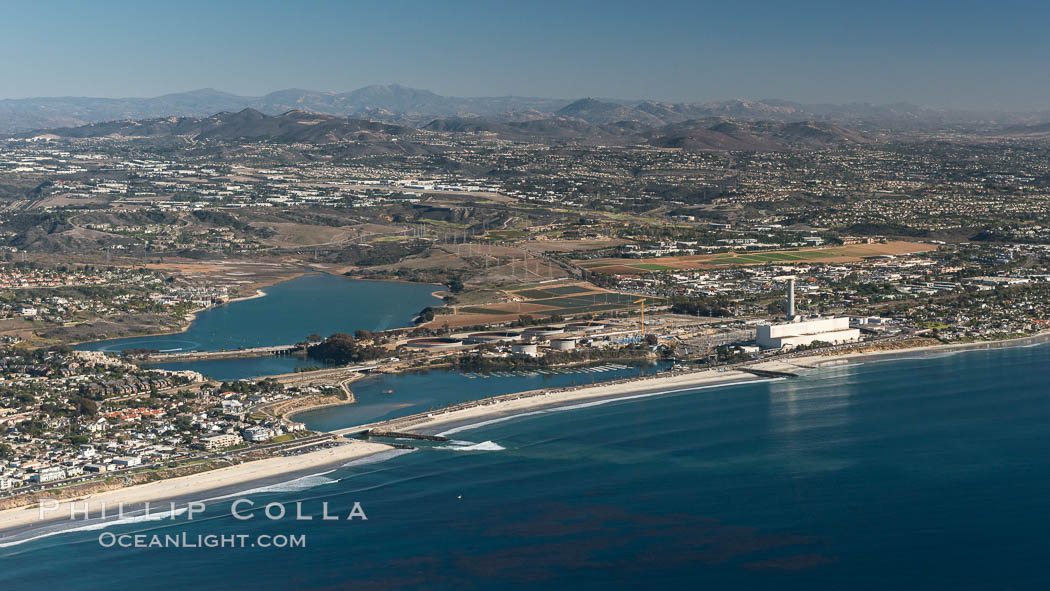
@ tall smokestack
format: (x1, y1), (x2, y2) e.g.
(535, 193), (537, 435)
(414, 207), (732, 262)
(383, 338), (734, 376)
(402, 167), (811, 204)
(787, 277), (796, 320)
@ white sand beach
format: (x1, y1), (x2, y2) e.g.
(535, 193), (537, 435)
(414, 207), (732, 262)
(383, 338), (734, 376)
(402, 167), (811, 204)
(382, 367), (762, 433)
(751, 330), (1050, 373)
(0, 439), (391, 534)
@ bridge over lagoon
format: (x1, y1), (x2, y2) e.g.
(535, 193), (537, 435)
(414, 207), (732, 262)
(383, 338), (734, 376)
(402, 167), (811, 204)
(143, 344), (305, 362)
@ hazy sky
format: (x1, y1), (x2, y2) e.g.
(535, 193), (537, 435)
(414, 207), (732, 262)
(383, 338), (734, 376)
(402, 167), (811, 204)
(2, 0), (1048, 110)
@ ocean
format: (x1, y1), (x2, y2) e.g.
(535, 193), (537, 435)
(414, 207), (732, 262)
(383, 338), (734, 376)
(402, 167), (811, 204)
(2, 343), (1049, 589)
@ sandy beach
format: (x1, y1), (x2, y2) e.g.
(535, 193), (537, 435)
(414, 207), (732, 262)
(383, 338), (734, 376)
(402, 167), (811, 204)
(0, 439), (391, 535)
(752, 330), (1050, 373)
(224, 288), (268, 304)
(379, 367), (763, 434)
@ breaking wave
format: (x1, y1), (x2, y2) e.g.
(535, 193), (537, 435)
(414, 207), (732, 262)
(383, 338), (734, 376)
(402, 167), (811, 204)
(435, 440), (505, 452)
(0, 507), (189, 549)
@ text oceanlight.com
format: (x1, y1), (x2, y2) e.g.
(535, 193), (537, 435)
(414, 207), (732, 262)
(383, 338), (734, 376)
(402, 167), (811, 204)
(99, 532), (307, 549)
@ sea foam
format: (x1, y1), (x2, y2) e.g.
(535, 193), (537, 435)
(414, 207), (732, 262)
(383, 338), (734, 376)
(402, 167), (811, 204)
(0, 507), (189, 548)
(436, 440), (505, 451)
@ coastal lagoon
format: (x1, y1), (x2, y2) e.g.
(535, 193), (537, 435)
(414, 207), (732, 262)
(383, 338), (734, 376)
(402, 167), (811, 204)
(75, 274), (442, 378)
(76, 273), (441, 353)
(142, 356), (326, 382)
(4, 343), (1050, 589)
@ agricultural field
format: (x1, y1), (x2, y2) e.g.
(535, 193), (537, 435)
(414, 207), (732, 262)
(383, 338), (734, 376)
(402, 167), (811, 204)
(581, 241), (935, 274)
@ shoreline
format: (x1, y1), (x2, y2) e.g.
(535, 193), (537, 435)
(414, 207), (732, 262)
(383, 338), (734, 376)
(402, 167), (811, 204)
(332, 365), (763, 438)
(297, 331), (1050, 439)
(284, 392), (358, 422)
(404, 369), (766, 435)
(756, 330), (1050, 373)
(224, 288), (269, 305)
(67, 282), (285, 350)
(0, 440), (392, 541)
(5, 331), (1049, 541)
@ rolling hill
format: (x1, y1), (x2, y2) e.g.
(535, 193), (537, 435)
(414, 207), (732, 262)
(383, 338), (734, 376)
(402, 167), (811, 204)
(20, 108), (418, 145)
(22, 106), (874, 152)
(426, 115), (872, 150)
(1, 84), (1035, 134)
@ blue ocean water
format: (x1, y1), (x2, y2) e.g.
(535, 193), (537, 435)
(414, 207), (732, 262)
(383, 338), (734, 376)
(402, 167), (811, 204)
(4, 345), (1050, 590)
(75, 274), (441, 354)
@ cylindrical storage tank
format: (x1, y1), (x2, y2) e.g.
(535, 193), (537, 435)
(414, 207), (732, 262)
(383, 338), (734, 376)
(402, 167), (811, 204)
(549, 338), (577, 351)
(466, 331), (521, 344)
(522, 326), (565, 339)
(511, 343), (539, 357)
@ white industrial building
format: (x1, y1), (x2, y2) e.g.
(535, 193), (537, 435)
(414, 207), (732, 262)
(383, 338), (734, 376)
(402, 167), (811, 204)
(756, 277), (861, 349)
(757, 316), (860, 349)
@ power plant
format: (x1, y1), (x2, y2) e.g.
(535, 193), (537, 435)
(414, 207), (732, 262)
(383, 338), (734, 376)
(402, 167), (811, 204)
(756, 278), (861, 349)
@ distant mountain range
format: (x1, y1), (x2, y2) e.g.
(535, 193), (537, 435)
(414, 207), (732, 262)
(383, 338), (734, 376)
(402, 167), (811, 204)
(2, 84), (1043, 134)
(997, 121), (1050, 138)
(19, 107), (875, 153)
(0, 85), (567, 133)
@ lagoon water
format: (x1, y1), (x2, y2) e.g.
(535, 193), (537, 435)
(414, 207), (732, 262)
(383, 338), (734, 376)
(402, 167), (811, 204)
(75, 274), (442, 379)
(3, 343), (1050, 589)
(76, 273), (441, 353)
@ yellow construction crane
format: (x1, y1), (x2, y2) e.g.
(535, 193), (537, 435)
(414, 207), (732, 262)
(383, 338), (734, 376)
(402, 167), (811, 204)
(634, 298), (646, 338)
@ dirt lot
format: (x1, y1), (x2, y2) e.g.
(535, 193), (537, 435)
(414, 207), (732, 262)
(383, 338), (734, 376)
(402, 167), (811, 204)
(252, 222), (356, 247)
(423, 281), (643, 329)
(521, 238), (627, 252)
(141, 259), (309, 295)
(35, 313), (187, 344)
(0, 317), (38, 341)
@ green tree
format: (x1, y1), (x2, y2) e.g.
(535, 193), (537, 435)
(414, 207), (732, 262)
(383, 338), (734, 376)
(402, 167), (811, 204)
(74, 396), (99, 416)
